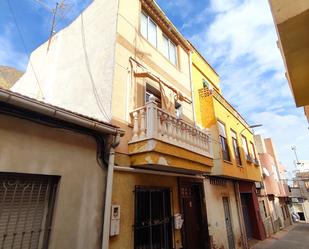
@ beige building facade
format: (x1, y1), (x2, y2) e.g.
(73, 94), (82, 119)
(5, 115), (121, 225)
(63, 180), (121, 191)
(0, 89), (122, 249)
(12, 1), (214, 249)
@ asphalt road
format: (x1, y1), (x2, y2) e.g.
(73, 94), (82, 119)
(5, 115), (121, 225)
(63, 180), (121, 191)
(252, 223), (309, 249)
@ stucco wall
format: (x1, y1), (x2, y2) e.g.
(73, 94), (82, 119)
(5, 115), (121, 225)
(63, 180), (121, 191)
(12, 0), (119, 122)
(0, 114), (107, 249)
(113, 0), (193, 153)
(204, 179), (242, 249)
(110, 171), (182, 249)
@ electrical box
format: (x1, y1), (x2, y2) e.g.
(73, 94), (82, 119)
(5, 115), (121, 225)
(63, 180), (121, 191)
(174, 213), (184, 230)
(110, 205), (120, 236)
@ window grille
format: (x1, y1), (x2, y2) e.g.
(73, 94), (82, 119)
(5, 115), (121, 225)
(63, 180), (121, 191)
(134, 186), (173, 249)
(0, 173), (58, 249)
(209, 177), (227, 186)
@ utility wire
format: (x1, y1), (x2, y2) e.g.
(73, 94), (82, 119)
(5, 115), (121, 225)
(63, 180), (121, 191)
(6, 0), (45, 99)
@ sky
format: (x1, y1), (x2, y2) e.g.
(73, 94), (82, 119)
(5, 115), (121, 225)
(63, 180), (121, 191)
(0, 0), (308, 179)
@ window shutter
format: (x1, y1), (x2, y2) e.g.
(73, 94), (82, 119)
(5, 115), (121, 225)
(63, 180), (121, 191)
(0, 173), (58, 249)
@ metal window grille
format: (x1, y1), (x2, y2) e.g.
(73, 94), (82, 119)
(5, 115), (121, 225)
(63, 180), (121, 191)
(134, 186), (173, 249)
(0, 173), (59, 249)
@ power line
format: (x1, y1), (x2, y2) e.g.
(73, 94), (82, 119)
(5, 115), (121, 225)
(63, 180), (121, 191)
(5, 0), (45, 99)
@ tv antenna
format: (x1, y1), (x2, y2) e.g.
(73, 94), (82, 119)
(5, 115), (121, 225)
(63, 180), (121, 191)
(33, 0), (69, 51)
(47, 1), (67, 51)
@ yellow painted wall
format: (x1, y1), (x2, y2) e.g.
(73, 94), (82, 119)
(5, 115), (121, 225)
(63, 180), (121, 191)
(192, 51), (261, 182)
(110, 171), (183, 249)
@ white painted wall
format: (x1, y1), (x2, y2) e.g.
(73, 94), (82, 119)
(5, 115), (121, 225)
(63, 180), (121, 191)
(12, 0), (119, 122)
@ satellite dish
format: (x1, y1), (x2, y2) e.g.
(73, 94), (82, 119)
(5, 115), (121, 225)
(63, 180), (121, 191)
(263, 167), (270, 177)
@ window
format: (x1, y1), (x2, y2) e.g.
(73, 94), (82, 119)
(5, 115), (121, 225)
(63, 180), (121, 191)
(202, 79), (209, 88)
(0, 173), (59, 249)
(141, 12), (157, 47)
(218, 121), (230, 161)
(162, 35), (177, 65)
(145, 84), (162, 107)
(305, 181), (309, 192)
(134, 186), (173, 249)
(242, 136), (249, 158)
(250, 142), (257, 160)
(231, 130), (241, 165)
(259, 200), (268, 219)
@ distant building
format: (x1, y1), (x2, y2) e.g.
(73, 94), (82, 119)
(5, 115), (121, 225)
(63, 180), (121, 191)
(291, 160), (309, 222)
(254, 135), (292, 236)
(269, 0), (309, 122)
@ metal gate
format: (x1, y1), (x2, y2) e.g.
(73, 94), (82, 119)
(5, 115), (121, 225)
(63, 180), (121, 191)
(0, 173), (58, 249)
(223, 197), (235, 249)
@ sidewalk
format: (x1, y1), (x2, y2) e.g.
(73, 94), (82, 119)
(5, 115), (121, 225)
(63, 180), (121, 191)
(251, 223), (309, 249)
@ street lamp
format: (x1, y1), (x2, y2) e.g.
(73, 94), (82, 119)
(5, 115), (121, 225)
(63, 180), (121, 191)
(240, 124), (263, 134)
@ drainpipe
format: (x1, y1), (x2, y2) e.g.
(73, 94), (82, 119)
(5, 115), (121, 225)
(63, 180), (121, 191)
(101, 134), (121, 249)
(234, 181), (248, 249)
(188, 51), (197, 126)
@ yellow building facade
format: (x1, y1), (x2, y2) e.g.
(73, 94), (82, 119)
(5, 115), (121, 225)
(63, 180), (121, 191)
(191, 46), (266, 247)
(191, 48), (261, 181)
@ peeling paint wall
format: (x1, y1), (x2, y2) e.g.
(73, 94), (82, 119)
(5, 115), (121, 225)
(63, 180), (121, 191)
(204, 179), (242, 249)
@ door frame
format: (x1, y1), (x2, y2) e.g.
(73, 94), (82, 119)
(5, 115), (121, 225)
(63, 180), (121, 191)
(178, 178), (210, 249)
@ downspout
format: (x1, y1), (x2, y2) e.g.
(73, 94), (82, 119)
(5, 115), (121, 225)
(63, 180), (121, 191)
(234, 181), (248, 249)
(188, 51), (197, 126)
(101, 133), (121, 249)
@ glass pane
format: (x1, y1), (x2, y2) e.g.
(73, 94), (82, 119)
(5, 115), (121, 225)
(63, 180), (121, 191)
(218, 121), (226, 137)
(242, 136), (248, 155)
(162, 35), (169, 59)
(169, 42), (177, 65)
(250, 143), (256, 158)
(148, 18), (157, 47)
(141, 12), (148, 39)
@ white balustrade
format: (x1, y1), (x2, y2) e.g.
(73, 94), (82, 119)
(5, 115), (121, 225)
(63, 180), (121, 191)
(129, 95), (212, 157)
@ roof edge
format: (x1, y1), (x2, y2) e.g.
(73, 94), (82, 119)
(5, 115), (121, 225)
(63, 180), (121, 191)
(0, 88), (124, 137)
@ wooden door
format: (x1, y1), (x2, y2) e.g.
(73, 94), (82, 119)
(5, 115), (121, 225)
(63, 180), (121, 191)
(180, 181), (209, 249)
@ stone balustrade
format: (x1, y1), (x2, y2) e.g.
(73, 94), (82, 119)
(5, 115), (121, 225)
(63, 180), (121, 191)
(129, 95), (212, 158)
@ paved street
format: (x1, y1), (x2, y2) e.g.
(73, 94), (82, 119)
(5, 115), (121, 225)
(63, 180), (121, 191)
(252, 223), (309, 249)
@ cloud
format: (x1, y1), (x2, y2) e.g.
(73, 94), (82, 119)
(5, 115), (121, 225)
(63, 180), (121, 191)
(0, 24), (28, 70)
(157, 0), (309, 176)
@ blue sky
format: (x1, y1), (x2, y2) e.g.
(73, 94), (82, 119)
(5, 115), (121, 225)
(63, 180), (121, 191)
(1, 0), (308, 179)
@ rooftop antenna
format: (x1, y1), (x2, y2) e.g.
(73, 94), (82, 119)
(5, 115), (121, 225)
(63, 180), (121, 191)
(291, 145), (301, 168)
(47, 0), (67, 51)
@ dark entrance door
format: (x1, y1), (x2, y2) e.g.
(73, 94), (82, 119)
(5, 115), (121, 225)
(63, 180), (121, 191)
(241, 194), (253, 240)
(179, 180), (209, 249)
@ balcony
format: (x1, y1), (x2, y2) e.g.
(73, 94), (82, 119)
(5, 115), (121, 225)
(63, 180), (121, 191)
(128, 95), (213, 172)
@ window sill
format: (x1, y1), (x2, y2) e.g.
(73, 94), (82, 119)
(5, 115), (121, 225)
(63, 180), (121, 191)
(223, 160), (233, 165)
